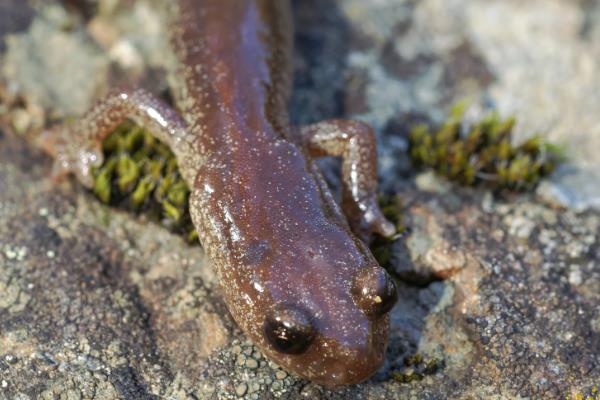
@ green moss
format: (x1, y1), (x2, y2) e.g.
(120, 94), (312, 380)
(567, 389), (600, 400)
(391, 353), (443, 384)
(409, 105), (565, 190)
(370, 194), (405, 267)
(91, 124), (411, 249)
(91, 122), (197, 242)
(404, 353), (423, 366)
(391, 370), (424, 383)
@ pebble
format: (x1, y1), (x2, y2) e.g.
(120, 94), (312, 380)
(11, 108), (32, 134)
(415, 171), (451, 194)
(275, 370), (287, 380)
(481, 191), (494, 213)
(248, 382), (260, 393)
(235, 383), (247, 397)
(4, 247), (16, 259)
(3, 245), (28, 261)
(300, 384), (321, 398)
(506, 215), (535, 239)
(568, 265), (583, 286)
(5, 354), (18, 364)
(245, 358), (258, 369)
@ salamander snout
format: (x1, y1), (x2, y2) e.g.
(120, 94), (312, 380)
(351, 267), (398, 317)
(264, 304), (316, 354)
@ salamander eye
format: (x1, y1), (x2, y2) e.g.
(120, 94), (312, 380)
(351, 268), (398, 317)
(264, 305), (316, 354)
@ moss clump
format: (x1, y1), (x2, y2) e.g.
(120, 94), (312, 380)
(409, 103), (564, 190)
(568, 387), (600, 400)
(90, 124), (406, 248)
(391, 353), (443, 384)
(91, 122), (197, 242)
(371, 194), (405, 266)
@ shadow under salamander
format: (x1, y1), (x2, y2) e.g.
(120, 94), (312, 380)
(291, 0), (445, 387)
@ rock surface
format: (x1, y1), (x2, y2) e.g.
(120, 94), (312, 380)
(0, 0), (599, 399)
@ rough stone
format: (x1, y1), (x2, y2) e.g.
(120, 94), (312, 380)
(2, 5), (109, 118)
(0, 0), (599, 399)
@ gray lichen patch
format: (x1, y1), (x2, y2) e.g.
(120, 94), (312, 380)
(0, 280), (31, 313)
(0, 139), (166, 399)
(192, 339), (303, 400)
(1, 0), (600, 399)
(2, 4), (109, 117)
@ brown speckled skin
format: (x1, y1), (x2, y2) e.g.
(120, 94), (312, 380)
(41, 0), (397, 386)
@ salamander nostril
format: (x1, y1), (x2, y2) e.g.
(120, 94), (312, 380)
(264, 305), (316, 354)
(352, 268), (398, 317)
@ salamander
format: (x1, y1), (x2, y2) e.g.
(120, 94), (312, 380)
(41, 0), (398, 386)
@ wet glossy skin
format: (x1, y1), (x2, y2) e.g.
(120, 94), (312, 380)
(41, 0), (398, 386)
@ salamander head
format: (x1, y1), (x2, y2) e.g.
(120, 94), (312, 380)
(246, 226), (398, 386)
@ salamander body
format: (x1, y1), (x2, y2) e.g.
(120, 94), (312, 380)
(42, 0), (398, 385)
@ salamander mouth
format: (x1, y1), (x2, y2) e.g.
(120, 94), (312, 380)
(289, 314), (390, 386)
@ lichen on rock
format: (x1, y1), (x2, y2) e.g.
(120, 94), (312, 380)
(0, 0), (599, 399)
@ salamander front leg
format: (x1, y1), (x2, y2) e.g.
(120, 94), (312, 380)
(39, 88), (192, 187)
(297, 119), (396, 241)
